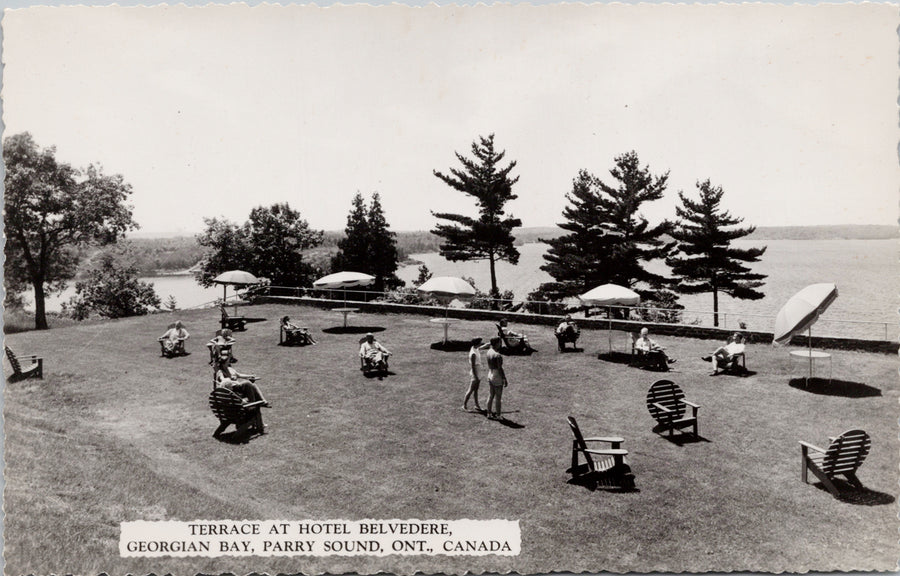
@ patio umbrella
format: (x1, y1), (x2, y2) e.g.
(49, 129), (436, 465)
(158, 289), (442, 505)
(417, 276), (476, 317)
(213, 270), (259, 304)
(773, 282), (838, 378)
(579, 284), (641, 352)
(313, 271), (376, 304)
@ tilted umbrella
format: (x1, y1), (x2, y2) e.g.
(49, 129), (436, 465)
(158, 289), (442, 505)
(773, 282), (838, 379)
(313, 271), (376, 305)
(213, 270), (259, 304)
(579, 284), (641, 352)
(417, 276), (477, 317)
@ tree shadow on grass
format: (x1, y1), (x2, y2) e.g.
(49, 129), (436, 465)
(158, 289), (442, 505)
(809, 481), (896, 506)
(322, 326), (386, 335)
(430, 340), (472, 352)
(788, 378), (882, 398)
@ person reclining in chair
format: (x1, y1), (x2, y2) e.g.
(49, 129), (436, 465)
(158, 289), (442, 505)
(703, 333), (745, 375)
(359, 332), (391, 371)
(214, 352), (270, 433)
(207, 329), (237, 365)
(158, 321), (190, 355)
(555, 315), (580, 349)
(497, 318), (534, 352)
(281, 316), (317, 345)
(634, 327), (676, 370)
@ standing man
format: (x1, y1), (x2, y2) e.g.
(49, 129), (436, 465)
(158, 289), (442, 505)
(485, 337), (508, 420)
(463, 337), (485, 412)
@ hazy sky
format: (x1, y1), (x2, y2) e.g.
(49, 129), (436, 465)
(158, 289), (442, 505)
(3, 3), (897, 235)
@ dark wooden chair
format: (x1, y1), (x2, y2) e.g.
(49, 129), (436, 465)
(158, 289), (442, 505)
(631, 333), (669, 371)
(800, 429), (871, 497)
(646, 379), (700, 439)
(719, 351), (747, 375)
(220, 305), (247, 331)
(280, 324), (312, 346)
(496, 323), (532, 354)
(5, 346), (43, 382)
(209, 387), (266, 439)
(566, 416), (634, 490)
(555, 324), (580, 351)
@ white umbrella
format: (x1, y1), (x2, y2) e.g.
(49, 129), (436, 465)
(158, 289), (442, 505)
(213, 270), (259, 304)
(579, 284), (641, 352)
(313, 271), (376, 305)
(418, 276), (476, 318)
(774, 282), (838, 379)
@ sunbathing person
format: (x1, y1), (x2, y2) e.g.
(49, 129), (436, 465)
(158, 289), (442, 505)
(281, 316), (317, 345)
(359, 332), (391, 371)
(703, 333), (746, 375)
(158, 320), (189, 355)
(634, 327), (676, 370)
(497, 318), (534, 353)
(215, 353), (269, 432)
(207, 329), (237, 365)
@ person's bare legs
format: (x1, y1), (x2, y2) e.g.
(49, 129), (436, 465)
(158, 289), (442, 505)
(464, 378), (481, 411)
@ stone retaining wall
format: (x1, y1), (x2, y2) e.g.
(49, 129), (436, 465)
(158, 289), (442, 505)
(256, 296), (899, 354)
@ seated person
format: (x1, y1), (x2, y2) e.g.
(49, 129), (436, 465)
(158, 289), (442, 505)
(555, 315), (580, 348)
(207, 329), (236, 365)
(497, 318), (534, 352)
(215, 353), (270, 431)
(281, 316), (317, 345)
(634, 327), (676, 370)
(359, 332), (391, 370)
(158, 320), (189, 355)
(703, 333), (746, 375)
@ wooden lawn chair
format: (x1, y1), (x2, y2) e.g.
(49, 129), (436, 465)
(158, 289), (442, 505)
(157, 323), (188, 357)
(5, 346), (43, 382)
(209, 387), (266, 439)
(496, 323), (531, 354)
(220, 305), (247, 331)
(359, 336), (389, 373)
(280, 324), (312, 346)
(566, 416), (634, 490)
(800, 429), (871, 497)
(719, 349), (747, 374)
(555, 324), (580, 351)
(646, 379), (700, 439)
(631, 333), (667, 370)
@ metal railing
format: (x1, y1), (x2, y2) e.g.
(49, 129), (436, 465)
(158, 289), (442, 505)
(257, 285), (895, 342)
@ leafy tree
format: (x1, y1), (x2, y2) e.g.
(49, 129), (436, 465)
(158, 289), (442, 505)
(432, 134), (522, 301)
(667, 179), (767, 326)
(331, 193), (370, 273)
(196, 203), (323, 288)
(62, 246), (160, 320)
(3, 132), (137, 329)
(539, 151), (674, 301)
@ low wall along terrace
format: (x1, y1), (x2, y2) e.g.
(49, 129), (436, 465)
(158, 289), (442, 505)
(255, 296), (899, 354)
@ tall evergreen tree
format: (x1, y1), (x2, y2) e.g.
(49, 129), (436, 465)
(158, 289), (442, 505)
(331, 193), (370, 273)
(366, 192), (402, 292)
(540, 151), (674, 300)
(432, 134), (521, 299)
(667, 179), (767, 327)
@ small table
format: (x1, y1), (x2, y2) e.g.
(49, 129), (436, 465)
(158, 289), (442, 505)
(790, 349), (832, 384)
(429, 318), (457, 344)
(332, 307), (359, 328)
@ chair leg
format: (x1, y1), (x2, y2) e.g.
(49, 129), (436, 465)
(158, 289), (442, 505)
(213, 422), (229, 438)
(844, 472), (864, 490)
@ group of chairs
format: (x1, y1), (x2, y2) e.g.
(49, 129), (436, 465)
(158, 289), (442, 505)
(567, 378), (870, 498)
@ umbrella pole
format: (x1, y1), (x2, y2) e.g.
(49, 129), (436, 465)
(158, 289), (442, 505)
(808, 326), (813, 383)
(608, 307), (612, 353)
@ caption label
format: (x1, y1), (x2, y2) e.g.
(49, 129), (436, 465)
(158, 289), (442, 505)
(120, 519), (520, 557)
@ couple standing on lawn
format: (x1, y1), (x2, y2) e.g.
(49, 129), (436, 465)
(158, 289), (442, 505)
(463, 337), (509, 420)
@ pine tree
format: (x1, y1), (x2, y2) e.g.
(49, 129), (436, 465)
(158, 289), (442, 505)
(432, 134), (521, 300)
(366, 192), (403, 292)
(667, 179), (767, 327)
(331, 193), (371, 273)
(539, 151), (674, 300)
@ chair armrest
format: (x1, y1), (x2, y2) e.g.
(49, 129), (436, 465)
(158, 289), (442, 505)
(583, 448), (628, 457)
(21, 354), (41, 360)
(243, 400), (267, 409)
(682, 400), (701, 415)
(798, 440), (826, 454)
(584, 436), (625, 445)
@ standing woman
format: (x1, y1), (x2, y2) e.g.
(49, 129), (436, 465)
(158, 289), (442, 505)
(485, 337), (508, 420)
(463, 337), (484, 412)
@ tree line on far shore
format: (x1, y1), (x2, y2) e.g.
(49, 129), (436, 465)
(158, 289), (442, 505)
(5, 131), (767, 330)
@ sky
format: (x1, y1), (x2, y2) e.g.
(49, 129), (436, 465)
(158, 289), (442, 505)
(2, 3), (898, 235)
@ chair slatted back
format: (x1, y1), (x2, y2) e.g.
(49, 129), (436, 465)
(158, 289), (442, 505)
(566, 416), (594, 470)
(209, 388), (254, 425)
(5, 347), (22, 374)
(822, 429), (870, 476)
(646, 379), (686, 421)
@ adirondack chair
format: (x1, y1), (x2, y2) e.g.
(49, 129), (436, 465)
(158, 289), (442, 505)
(719, 351), (747, 374)
(5, 346), (43, 382)
(555, 323), (580, 351)
(800, 429), (871, 497)
(631, 333), (668, 370)
(566, 416), (634, 490)
(646, 379), (700, 439)
(496, 323), (532, 354)
(209, 387), (266, 439)
(359, 336), (390, 374)
(220, 305), (247, 331)
(280, 320), (314, 346)
(157, 323), (188, 357)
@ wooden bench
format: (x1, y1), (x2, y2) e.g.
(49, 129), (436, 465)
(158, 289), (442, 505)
(209, 387), (266, 439)
(220, 305), (247, 331)
(646, 379), (700, 439)
(800, 429), (870, 497)
(5, 346), (43, 382)
(566, 416), (634, 490)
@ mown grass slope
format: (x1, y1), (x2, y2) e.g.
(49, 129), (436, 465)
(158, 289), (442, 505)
(4, 304), (897, 575)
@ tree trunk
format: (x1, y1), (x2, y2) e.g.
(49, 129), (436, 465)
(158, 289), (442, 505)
(712, 288), (719, 327)
(32, 280), (49, 330)
(488, 252), (499, 310)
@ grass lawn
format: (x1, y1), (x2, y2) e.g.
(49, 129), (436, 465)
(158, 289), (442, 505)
(4, 303), (897, 575)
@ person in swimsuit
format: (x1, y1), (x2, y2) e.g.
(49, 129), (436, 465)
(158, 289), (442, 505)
(463, 337), (485, 412)
(485, 337), (508, 420)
